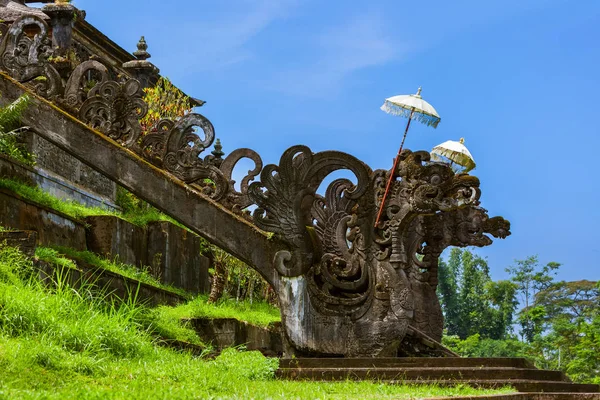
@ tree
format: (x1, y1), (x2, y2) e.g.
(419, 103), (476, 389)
(505, 256), (560, 342)
(437, 248), (518, 340)
(535, 280), (599, 321)
(506, 256), (560, 309)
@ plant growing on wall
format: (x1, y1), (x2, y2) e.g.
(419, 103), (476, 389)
(140, 77), (192, 134)
(0, 94), (35, 165)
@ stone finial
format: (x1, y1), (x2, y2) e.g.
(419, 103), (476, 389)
(212, 139), (225, 159)
(133, 36), (151, 60)
(123, 35), (159, 89)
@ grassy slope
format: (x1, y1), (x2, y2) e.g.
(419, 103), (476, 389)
(159, 295), (281, 328)
(0, 245), (513, 399)
(35, 246), (188, 297)
(0, 178), (184, 228)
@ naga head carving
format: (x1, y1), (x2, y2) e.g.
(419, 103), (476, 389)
(395, 150), (481, 215)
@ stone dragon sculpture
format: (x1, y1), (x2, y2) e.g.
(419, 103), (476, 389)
(0, 14), (511, 357)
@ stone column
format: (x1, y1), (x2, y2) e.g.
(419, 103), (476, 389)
(42, 2), (75, 57)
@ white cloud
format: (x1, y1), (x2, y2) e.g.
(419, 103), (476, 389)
(173, 0), (297, 71)
(263, 12), (409, 98)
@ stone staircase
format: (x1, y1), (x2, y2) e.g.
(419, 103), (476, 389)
(277, 358), (600, 394)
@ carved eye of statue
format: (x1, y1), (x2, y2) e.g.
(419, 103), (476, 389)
(430, 175), (442, 185)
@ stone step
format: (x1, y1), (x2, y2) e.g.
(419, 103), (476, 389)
(279, 357), (534, 369)
(277, 369), (599, 393)
(422, 393), (600, 400)
(276, 367), (565, 382)
(458, 380), (600, 393)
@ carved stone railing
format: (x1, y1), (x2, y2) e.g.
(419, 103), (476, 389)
(0, 14), (511, 357)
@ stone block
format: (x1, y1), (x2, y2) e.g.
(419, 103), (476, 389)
(146, 221), (210, 295)
(0, 230), (37, 257)
(0, 189), (86, 250)
(21, 132), (117, 205)
(85, 215), (147, 267)
(0, 153), (118, 211)
(187, 317), (282, 356)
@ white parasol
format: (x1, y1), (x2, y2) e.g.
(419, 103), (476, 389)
(431, 137), (476, 173)
(375, 87), (441, 227)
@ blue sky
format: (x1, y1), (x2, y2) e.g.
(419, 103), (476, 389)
(73, 0), (600, 283)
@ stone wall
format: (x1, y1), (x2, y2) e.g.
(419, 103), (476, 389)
(36, 259), (186, 307)
(146, 221), (210, 295)
(1, 190), (211, 295)
(0, 189), (87, 250)
(86, 216), (210, 295)
(20, 131), (118, 209)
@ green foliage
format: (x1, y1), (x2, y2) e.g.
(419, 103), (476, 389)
(0, 245), (153, 359)
(437, 248), (518, 340)
(536, 279), (599, 321)
(140, 77), (192, 133)
(0, 178), (185, 229)
(0, 178), (121, 221)
(506, 256), (560, 342)
(115, 185), (146, 213)
(567, 311), (600, 383)
(444, 252), (600, 384)
(0, 95), (35, 165)
(0, 242), (34, 285)
(161, 295), (281, 328)
(443, 334), (530, 358)
(0, 94), (29, 132)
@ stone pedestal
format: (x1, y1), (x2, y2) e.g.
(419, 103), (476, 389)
(42, 3), (75, 57)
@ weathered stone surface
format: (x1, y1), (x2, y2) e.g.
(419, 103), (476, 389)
(0, 154), (35, 185)
(0, 189), (86, 250)
(278, 358), (599, 394)
(85, 215), (147, 267)
(85, 216), (211, 294)
(146, 221), (210, 295)
(186, 317), (282, 356)
(22, 133), (117, 205)
(0, 229), (37, 257)
(0, 153), (118, 210)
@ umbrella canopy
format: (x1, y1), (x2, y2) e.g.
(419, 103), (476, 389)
(380, 87), (441, 128)
(431, 137), (476, 173)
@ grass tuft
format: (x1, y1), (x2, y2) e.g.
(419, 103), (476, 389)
(157, 295), (281, 329)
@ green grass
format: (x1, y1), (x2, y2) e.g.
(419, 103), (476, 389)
(159, 295), (282, 329)
(0, 178), (122, 221)
(0, 178), (184, 229)
(0, 245), (515, 399)
(35, 245), (189, 298)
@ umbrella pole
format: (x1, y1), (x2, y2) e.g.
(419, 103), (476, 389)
(375, 110), (414, 227)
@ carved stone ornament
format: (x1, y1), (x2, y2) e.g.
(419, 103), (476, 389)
(0, 12), (512, 358)
(140, 114), (263, 207)
(79, 79), (147, 148)
(248, 148), (510, 356)
(0, 15), (62, 99)
(63, 60), (109, 110)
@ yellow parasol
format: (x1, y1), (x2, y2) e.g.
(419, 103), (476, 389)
(431, 137), (476, 173)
